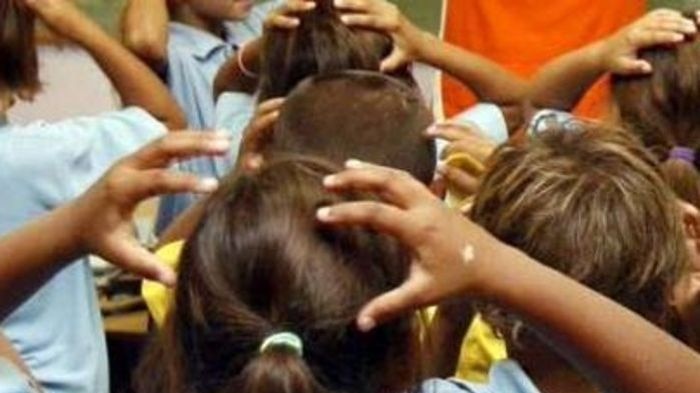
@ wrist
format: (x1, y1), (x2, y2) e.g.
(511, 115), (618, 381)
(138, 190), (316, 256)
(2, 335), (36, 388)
(413, 30), (439, 63)
(588, 39), (613, 74)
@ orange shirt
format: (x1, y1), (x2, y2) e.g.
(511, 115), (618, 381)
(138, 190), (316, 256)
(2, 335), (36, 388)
(442, 0), (645, 118)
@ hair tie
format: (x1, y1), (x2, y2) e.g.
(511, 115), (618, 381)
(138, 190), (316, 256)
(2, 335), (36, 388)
(669, 147), (696, 164)
(259, 332), (304, 356)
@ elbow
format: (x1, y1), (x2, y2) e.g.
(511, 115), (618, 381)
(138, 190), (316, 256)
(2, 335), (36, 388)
(122, 31), (168, 67)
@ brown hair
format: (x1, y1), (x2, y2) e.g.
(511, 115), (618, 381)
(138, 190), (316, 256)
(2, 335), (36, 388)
(0, 0), (40, 100)
(267, 71), (436, 185)
(257, 0), (413, 101)
(135, 157), (421, 393)
(612, 11), (700, 207)
(471, 123), (688, 342)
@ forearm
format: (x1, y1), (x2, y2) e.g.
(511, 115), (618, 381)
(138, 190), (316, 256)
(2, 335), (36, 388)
(0, 204), (83, 320)
(121, 0), (170, 69)
(527, 41), (607, 112)
(214, 39), (262, 97)
(480, 246), (700, 393)
(420, 35), (527, 108)
(69, 16), (185, 129)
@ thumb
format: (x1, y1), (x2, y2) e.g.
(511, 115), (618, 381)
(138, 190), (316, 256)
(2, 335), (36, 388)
(380, 47), (408, 73)
(357, 282), (425, 332)
(616, 58), (653, 76)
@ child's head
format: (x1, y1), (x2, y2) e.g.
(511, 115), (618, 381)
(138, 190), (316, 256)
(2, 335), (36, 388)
(612, 11), (700, 207)
(172, 0), (254, 22)
(135, 157), (421, 393)
(258, 0), (413, 100)
(0, 0), (40, 104)
(471, 123), (689, 343)
(265, 71), (436, 185)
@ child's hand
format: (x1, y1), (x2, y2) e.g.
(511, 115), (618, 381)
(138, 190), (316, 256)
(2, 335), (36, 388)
(69, 131), (231, 287)
(264, 0), (316, 30)
(236, 98), (285, 172)
(317, 160), (507, 331)
(599, 9), (697, 75)
(334, 0), (431, 72)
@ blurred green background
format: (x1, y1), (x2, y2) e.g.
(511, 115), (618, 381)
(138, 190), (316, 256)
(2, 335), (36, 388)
(82, 0), (699, 36)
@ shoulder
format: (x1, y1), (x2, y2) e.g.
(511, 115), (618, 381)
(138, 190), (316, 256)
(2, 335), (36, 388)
(419, 379), (482, 393)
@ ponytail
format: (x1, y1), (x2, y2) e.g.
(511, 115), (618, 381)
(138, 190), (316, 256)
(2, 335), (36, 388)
(231, 349), (323, 393)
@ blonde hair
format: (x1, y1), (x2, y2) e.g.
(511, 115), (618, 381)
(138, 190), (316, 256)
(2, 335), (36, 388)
(471, 122), (688, 342)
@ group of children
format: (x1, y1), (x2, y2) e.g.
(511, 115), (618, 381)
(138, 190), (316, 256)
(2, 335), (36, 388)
(1, 0), (700, 393)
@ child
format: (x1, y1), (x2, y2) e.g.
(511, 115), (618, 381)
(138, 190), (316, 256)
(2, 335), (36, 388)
(122, 0), (290, 233)
(0, 1), (184, 392)
(318, 158), (700, 393)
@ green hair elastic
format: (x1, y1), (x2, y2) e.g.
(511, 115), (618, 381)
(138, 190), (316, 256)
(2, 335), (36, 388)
(259, 332), (304, 357)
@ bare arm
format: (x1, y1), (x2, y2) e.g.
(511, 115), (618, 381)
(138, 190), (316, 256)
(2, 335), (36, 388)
(121, 0), (170, 71)
(28, 0), (185, 129)
(213, 39), (262, 97)
(319, 162), (700, 393)
(528, 9), (697, 113)
(0, 132), (230, 319)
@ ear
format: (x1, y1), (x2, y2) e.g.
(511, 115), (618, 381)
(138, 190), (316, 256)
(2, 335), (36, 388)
(679, 200), (700, 270)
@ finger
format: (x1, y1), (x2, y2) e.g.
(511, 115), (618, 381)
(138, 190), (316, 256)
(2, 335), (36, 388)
(333, 0), (372, 12)
(283, 0), (317, 12)
(340, 13), (387, 30)
(317, 201), (418, 243)
(102, 237), (177, 287)
(616, 58), (653, 76)
(425, 123), (474, 143)
(437, 163), (480, 196)
(268, 14), (301, 28)
(380, 47), (407, 73)
(323, 160), (433, 207)
(255, 97), (286, 117)
(632, 28), (686, 47)
(241, 110), (280, 152)
(357, 282), (428, 331)
(126, 132), (231, 170)
(124, 169), (219, 203)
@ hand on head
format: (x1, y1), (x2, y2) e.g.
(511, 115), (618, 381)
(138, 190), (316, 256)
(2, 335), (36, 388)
(601, 8), (697, 75)
(317, 160), (506, 331)
(265, 0), (317, 30)
(69, 131), (231, 287)
(235, 98), (285, 172)
(334, 0), (430, 72)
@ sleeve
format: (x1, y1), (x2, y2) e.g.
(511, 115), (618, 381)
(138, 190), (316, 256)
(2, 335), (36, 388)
(215, 92), (255, 165)
(51, 107), (167, 200)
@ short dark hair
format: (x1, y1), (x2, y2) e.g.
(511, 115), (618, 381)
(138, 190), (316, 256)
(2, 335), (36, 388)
(0, 0), (40, 99)
(267, 71), (436, 185)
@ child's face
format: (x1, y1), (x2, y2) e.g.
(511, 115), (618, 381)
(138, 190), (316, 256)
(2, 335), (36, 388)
(187, 0), (254, 22)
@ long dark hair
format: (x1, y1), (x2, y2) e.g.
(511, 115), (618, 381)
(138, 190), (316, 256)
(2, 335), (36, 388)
(257, 0), (413, 101)
(135, 156), (422, 393)
(612, 10), (700, 207)
(0, 0), (40, 100)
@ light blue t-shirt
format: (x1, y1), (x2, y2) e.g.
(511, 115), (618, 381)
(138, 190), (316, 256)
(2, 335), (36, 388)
(421, 361), (541, 393)
(155, 0), (281, 233)
(0, 108), (166, 393)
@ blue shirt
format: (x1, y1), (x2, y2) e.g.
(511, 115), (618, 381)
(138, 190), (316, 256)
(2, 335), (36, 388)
(0, 359), (40, 393)
(0, 108), (166, 393)
(155, 0), (281, 233)
(421, 361), (541, 393)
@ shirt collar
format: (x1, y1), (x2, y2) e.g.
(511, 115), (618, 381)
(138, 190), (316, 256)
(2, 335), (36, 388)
(169, 22), (234, 61)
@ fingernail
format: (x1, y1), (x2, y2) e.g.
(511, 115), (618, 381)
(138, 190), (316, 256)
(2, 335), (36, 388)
(323, 175), (339, 187)
(208, 139), (232, 151)
(358, 316), (376, 332)
(213, 130), (232, 138)
(345, 159), (366, 169)
(196, 178), (219, 193)
(159, 269), (177, 288)
(673, 33), (685, 42)
(340, 15), (350, 23)
(425, 124), (439, 135)
(436, 161), (448, 174)
(316, 207), (333, 221)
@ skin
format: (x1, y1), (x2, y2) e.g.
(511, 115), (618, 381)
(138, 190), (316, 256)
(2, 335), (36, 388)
(317, 160), (700, 393)
(121, 0), (255, 70)
(0, 132), (231, 321)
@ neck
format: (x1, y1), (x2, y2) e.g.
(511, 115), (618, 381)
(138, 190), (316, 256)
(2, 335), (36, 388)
(514, 342), (597, 393)
(171, 4), (225, 38)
